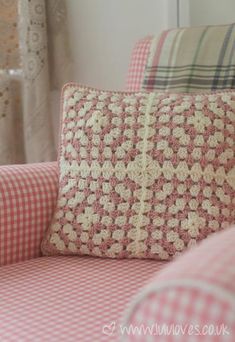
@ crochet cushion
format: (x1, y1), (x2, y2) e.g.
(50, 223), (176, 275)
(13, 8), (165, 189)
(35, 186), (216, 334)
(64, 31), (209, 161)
(41, 84), (235, 259)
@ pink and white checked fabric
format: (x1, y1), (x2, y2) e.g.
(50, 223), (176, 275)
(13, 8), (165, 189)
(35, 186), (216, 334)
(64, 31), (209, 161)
(124, 288), (234, 342)
(123, 227), (235, 341)
(0, 256), (165, 342)
(0, 162), (58, 266)
(126, 36), (152, 91)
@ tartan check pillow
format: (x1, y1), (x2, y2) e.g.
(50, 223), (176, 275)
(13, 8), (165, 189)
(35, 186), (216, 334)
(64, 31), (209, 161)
(142, 23), (235, 93)
(41, 84), (235, 260)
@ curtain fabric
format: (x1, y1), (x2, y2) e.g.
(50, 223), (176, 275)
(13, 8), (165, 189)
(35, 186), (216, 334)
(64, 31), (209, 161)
(0, 0), (72, 164)
(0, 74), (24, 164)
(0, 0), (20, 70)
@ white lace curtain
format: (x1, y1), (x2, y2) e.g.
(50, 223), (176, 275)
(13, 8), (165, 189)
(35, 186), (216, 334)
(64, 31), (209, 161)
(0, 0), (72, 164)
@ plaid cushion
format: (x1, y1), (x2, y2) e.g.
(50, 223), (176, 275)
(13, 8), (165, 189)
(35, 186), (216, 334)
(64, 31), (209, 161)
(141, 23), (235, 93)
(0, 162), (58, 266)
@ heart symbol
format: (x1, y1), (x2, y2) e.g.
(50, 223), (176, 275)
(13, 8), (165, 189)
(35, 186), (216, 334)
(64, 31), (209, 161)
(102, 321), (116, 336)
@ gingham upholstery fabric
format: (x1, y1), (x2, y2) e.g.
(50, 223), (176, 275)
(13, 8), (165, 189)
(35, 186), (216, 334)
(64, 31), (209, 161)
(0, 162), (58, 266)
(0, 256), (165, 342)
(123, 288), (233, 342)
(122, 227), (235, 341)
(126, 36), (152, 91)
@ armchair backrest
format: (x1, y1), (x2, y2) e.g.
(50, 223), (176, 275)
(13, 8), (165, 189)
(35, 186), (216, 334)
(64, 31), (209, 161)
(127, 23), (235, 93)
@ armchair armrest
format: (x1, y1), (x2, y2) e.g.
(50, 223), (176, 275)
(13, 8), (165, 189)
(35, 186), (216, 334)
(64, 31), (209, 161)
(0, 162), (58, 266)
(122, 227), (235, 341)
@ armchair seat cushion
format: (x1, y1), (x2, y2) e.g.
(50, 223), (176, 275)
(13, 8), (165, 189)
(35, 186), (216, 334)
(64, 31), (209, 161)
(0, 256), (165, 341)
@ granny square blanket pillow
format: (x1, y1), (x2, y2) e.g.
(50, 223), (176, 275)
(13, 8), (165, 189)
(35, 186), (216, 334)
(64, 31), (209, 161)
(41, 84), (235, 260)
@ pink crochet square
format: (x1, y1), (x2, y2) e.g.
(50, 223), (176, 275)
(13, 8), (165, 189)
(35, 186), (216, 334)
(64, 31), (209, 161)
(41, 85), (235, 259)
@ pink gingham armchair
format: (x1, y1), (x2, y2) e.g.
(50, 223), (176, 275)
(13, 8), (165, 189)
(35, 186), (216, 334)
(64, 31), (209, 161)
(0, 24), (235, 342)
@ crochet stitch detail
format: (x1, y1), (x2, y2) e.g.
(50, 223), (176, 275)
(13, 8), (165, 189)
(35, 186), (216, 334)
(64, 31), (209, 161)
(41, 86), (235, 260)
